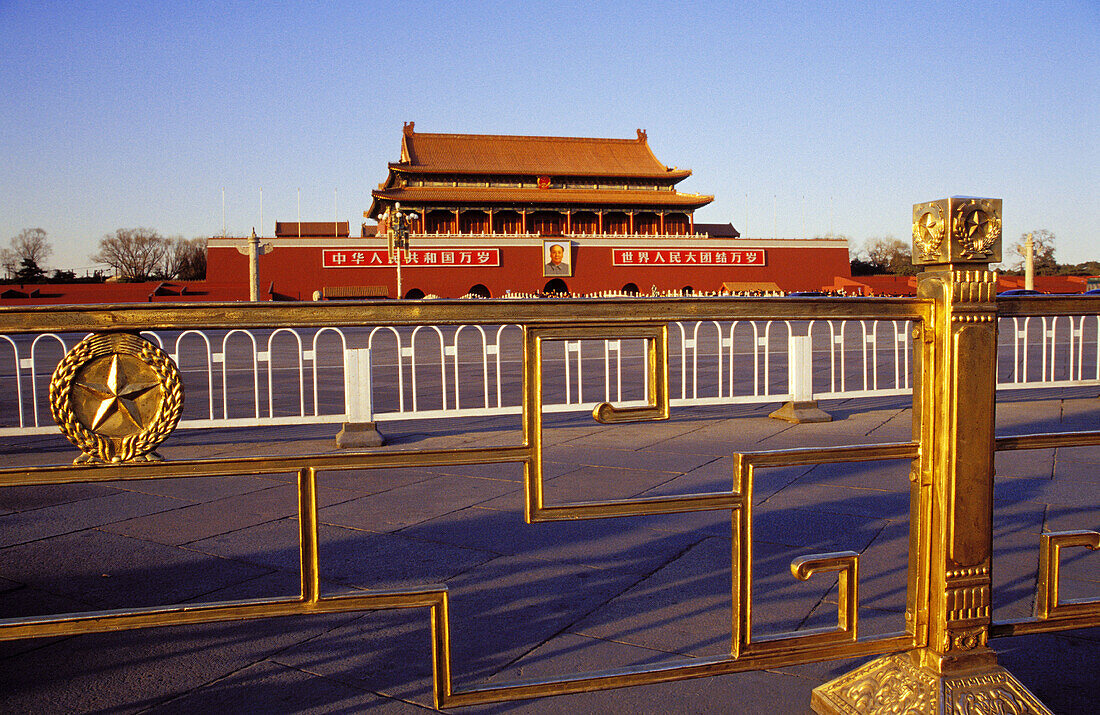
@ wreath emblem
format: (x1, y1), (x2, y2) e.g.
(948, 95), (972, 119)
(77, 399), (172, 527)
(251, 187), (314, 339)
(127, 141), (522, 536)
(912, 204), (946, 260)
(953, 199), (1001, 259)
(49, 332), (183, 464)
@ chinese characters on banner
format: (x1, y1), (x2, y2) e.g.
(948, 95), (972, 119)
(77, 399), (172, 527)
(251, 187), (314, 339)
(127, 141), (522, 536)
(322, 249), (501, 268)
(612, 249), (765, 266)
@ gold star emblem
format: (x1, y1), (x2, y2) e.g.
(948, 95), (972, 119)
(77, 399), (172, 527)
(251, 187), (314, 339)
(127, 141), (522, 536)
(953, 200), (1001, 259)
(50, 333), (183, 462)
(913, 206), (945, 260)
(960, 209), (989, 239)
(75, 354), (160, 434)
(917, 212), (938, 241)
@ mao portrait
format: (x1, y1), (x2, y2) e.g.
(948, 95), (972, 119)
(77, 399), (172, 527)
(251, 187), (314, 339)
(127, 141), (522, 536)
(543, 241), (572, 277)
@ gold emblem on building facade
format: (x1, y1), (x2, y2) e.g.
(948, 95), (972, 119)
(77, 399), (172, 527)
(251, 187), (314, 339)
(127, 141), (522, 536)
(49, 332), (183, 463)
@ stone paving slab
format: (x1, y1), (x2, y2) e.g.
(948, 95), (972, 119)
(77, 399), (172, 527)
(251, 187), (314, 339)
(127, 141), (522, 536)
(148, 659), (411, 715)
(2, 614), (365, 714)
(0, 528), (274, 615)
(0, 490), (189, 547)
(0, 394), (1097, 712)
(476, 633), (823, 715)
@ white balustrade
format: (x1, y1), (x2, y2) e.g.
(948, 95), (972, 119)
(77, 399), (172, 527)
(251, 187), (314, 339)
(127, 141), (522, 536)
(1, 315), (1095, 437)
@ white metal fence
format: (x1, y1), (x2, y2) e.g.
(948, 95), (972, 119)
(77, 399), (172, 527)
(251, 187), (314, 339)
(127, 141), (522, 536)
(1, 316), (1097, 436)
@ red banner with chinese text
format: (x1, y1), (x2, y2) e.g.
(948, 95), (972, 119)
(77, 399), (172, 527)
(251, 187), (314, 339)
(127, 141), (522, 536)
(322, 249), (501, 268)
(612, 248), (765, 266)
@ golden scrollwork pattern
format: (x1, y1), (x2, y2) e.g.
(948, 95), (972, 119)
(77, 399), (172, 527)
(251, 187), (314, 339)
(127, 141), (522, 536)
(813, 653), (1051, 714)
(49, 332), (183, 464)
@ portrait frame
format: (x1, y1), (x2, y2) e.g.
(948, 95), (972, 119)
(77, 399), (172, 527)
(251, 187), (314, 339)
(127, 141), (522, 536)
(543, 240), (573, 278)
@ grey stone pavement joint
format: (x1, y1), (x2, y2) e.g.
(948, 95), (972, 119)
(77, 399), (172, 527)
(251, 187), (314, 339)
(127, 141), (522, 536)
(0, 391), (1097, 713)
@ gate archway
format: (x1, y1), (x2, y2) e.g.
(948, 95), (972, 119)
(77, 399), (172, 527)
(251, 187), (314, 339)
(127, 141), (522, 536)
(542, 278), (568, 295)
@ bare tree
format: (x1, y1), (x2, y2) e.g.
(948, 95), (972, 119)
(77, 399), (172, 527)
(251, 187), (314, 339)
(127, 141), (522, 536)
(11, 228), (52, 266)
(163, 236), (207, 280)
(0, 247), (15, 280)
(3, 228), (52, 279)
(861, 236), (916, 275)
(91, 228), (168, 281)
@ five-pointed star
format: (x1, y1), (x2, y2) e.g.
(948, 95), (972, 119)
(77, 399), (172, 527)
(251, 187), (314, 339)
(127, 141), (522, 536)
(961, 209), (988, 238)
(75, 355), (159, 432)
(918, 212), (940, 242)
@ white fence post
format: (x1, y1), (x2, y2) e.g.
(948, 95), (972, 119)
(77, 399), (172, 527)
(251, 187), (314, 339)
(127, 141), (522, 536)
(790, 335), (814, 401)
(769, 334), (832, 423)
(336, 347), (385, 447)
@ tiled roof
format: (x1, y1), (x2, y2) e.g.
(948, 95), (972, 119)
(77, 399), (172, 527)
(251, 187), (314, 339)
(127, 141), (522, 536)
(694, 222), (741, 238)
(394, 124), (691, 179)
(371, 185), (713, 210)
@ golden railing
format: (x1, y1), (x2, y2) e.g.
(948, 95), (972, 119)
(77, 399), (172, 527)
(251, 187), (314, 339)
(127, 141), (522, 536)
(0, 198), (1098, 711)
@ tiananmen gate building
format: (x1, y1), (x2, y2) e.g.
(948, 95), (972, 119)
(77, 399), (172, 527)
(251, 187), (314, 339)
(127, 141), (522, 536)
(206, 123), (852, 299)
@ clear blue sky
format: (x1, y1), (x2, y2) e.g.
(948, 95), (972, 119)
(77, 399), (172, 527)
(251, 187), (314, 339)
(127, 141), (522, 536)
(2, 0), (1097, 272)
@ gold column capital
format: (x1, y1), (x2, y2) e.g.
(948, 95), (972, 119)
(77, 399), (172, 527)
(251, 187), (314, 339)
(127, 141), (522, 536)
(913, 197), (1002, 266)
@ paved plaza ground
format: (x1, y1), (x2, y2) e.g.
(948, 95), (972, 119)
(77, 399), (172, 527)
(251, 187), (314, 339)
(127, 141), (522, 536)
(1, 391), (1097, 713)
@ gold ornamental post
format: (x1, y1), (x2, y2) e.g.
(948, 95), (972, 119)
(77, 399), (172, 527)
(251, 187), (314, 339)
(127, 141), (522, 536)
(812, 198), (1052, 713)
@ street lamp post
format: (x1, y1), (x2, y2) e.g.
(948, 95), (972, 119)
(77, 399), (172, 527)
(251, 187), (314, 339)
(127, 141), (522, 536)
(386, 203), (418, 299)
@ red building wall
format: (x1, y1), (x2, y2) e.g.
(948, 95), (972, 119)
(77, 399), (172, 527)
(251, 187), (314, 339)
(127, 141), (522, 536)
(207, 236), (853, 299)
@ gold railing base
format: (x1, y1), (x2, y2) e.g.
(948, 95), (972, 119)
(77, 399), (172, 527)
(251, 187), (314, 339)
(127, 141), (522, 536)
(810, 652), (1052, 714)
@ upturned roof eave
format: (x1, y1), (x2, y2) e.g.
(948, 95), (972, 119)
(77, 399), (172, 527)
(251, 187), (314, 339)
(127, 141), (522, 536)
(386, 163), (693, 181)
(370, 188), (714, 210)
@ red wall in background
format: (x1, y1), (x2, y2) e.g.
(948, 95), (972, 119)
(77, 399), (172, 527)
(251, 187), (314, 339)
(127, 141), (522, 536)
(206, 238), (853, 299)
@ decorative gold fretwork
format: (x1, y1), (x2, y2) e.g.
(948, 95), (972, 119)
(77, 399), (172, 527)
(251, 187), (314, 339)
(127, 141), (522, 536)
(732, 443), (918, 658)
(49, 332), (183, 463)
(6, 365), (922, 710)
(991, 434), (1100, 640)
(2, 218), (1095, 711)
(522, 323), (702, 522)
(1036, 530), (1100, 619)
